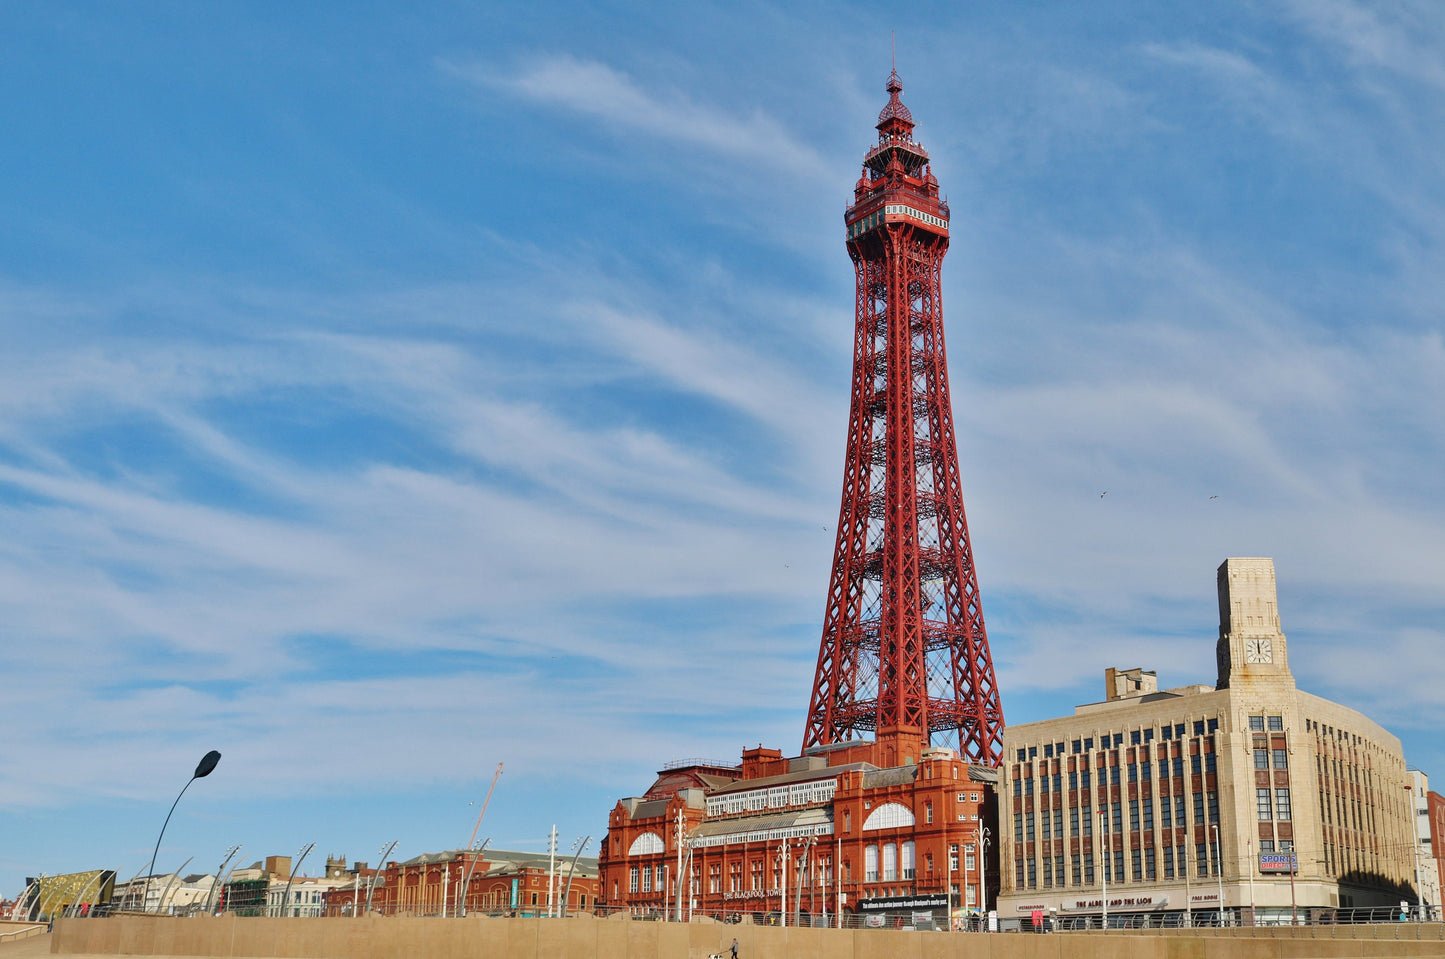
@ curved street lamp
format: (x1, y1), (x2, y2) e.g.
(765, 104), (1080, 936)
(145, 750), (221, 913)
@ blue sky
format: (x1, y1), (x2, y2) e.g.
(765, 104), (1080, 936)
(3, 2), (1443, 896)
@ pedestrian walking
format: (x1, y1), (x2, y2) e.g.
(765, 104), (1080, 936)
(730, 937), (738, 959)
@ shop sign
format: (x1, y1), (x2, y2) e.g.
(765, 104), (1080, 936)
(1259, 854), (1297, 873)
(1058, 895), (1168, 913)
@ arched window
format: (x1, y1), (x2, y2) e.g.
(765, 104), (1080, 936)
(862, 802), (916, 830)
(628, 832), (665, 856)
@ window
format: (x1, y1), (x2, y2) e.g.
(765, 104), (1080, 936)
(1111, 766), (1121, 785)
(844, 809), (851, 831)
(1132, 849), (1143, 881)
(1192, 755), (1202, 775)
(1193, 793), (1205, 824)
(1259, 840), (1274, 853)
(1268, 716), (1284, 731)
(1017, 749), (1026, 761)
(1207, 718), (1219, 733)
(1072, 854), (1082, 885)
(750, 861), (762, 891)
(1175, 724), (1186, 737)
(1112, 801), (1122, 833)
(1159, 759), (1170, 779)
(1084, 738), (1094, 750)
(1029, 746), (1038, 759)
(1129, 799), (1140, 831)
(1141, 760), (1151, 781)
(865, 845), (879, 882)
(1276, 788), (1292, 820)
(1026, 811), (1035, 841)
(642, 865), (652, 892)
(1043, 857), (1053, 886)
(1196, 844), (1209, 876)
(1055, 808), (1063, 838)
(1044, 743), (1054, 758)
(1080, 769), (1091, 789)
(1161, 795), (1172, 824)
(883, 843), (898, 881)
(1254, 749), (1269, 769)
(1249, 716), (1265, 731)
(1042, 812), (1052, 840)
(1257, 788), (1273, 820)
(1194, 721), (1205, 736)
(1273, 749), (1288, 769)
(1128, 763), (1138, 783)
(925, 801), (933, 824)
(1027, 858), (1036, 888)
(1070, 807), (1079, 835)
(1163, 846), (1174, 879)
(1208, 791), (1219, 822)
(1143, 798), (1155, 830)
(949, 844), (959, 871)
(1072, 740), (1082, 754)
(629, 866), (639, 893)
(1069, 771), (1078, 789)
(1014, 813), (1023, 842)
(1081, 805), (1092, 836)
(1114, 733), (1124, 747)
(901, 841), (915, 880)
(1084, 851), (1095, 885)
(1173, 757), (1184, 777)
(1206, 753), (1217, 773)
(1131, 730), (1141, 745)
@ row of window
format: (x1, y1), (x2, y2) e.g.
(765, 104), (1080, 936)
(1018, 721), (1221, 761)
(863, 841), (916, 882)
(705, 779), (837, 817)
(1256, 788), (1293, 821)
(1015, 755), (1219, 795)
(1248, 715), (1285, 731)
(1014, 793), (1220, 842)
(1014, 842), (1225, 890)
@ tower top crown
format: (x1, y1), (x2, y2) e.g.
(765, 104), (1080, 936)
(876, 70), (916, 136)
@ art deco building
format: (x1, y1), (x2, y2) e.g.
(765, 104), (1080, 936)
(996, 558), (1417, 926)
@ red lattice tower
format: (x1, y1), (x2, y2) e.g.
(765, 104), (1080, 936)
(803, 71), (1004, 765)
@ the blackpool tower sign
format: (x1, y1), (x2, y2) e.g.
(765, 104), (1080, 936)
(803, 71), (1005, 765)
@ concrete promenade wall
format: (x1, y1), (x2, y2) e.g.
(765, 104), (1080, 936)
(49, 916), (1445, 959)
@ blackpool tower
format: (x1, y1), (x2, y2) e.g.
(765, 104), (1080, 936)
(802, 71), (1005, 765)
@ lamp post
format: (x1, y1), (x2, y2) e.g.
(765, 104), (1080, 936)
(1211, 824), (1224, 926)
(366, 841), (399, 915)
(980, 826), (991, 932)
(457, 837), (491, 918)
(562, 836), (591, 919)
(1100, 809), (1109, 930)
(281, 843), (316, 918)
(145, 750), (221, 913)
(204, 846), (243, 917)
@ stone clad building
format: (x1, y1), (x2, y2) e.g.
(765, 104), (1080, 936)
(997, 558), (1416, 926)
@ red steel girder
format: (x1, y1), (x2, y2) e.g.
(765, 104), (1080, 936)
(803, 72), (1005, 766)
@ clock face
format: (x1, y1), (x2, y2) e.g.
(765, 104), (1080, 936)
(1245, 637), (1273, 664)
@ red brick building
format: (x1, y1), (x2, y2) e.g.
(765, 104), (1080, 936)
(600, 728), (997, 928)
(323, 849), (598, 917)
(1430, 791), (1445, 898)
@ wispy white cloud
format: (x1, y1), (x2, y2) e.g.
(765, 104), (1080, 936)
(442, 54), (827, 178)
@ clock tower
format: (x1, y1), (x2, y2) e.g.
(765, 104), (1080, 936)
(1215, 556), (1293, 690)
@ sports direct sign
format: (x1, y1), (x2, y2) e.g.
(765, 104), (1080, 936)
(1259, 853), (1298, 873)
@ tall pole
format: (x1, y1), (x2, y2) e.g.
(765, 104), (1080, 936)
(144, 750), (221, 913)
(547, 825), (558, 918)
(836, 834), (843, 930)
(1100, 810), (1109, 930)
(1212, 824), (1224, 926)
(563, 836), (591, 919)
(1246, 839), (1255, 927)
(204, 846), (242, 916)
(366, 840), (398, 915)
(1289, 851), (1297, 926)
(1184, 815), (1192, 928)
(980, 826), (990, 932)
(778, 838), (789, 928)
(457, 838), (491, 918)
(282, 843), (316, 918)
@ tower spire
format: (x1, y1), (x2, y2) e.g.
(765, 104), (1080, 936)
(803, 74), (1005, 765)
